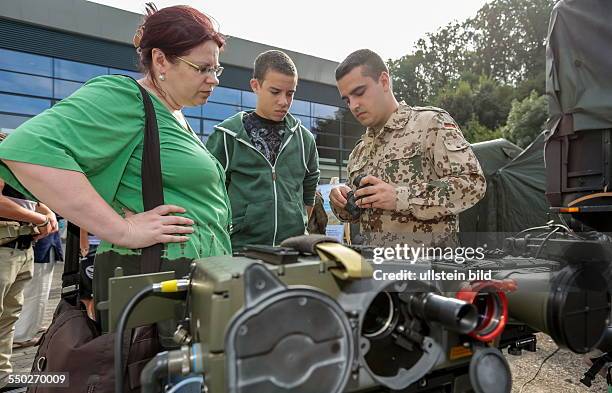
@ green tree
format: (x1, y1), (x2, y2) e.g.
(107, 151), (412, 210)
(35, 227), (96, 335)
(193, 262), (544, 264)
(464, 116), (502, 144)
(433, 80), (474, 127)
(431, 76), (513, 134)
(472, 76), (514, 130)
(388, 53), (429, 105)
(385, 0), (556, 144)
(413, 22), (471, 96)
(502, 90), (548, 148)
(388, 0), (555, 105)
(466, 0), (555, 84)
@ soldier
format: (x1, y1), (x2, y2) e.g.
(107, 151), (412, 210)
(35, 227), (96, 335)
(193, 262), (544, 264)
(0, 132), (57, 389)
(329, 49), (486, 248)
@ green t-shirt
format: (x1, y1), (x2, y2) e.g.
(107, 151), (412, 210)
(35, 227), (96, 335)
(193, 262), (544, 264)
(0, 75), (231, 259)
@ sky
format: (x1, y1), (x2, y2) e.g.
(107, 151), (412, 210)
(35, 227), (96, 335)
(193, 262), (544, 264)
(88, 0), (491, 62)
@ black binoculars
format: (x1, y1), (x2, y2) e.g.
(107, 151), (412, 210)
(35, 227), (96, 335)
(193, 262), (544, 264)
(345, 174), (371, 220)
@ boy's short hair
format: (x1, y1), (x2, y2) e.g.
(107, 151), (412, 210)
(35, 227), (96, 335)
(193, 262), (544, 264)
(253, 50), (297, 82)
(335, 49), (388, 81)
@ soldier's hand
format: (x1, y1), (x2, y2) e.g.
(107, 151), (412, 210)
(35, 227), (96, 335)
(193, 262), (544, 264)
(330, 185), (351, 209)
(354, 176), (397, 210)
(117, 204), (194, 249)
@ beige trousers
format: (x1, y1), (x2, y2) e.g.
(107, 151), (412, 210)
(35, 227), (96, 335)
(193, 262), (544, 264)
(0, 246), (34, 388)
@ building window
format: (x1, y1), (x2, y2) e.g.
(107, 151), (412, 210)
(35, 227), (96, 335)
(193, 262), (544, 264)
(210, 86), (241, 106)
(293, 115), (312, 130)
(241, 90), (257, 108)
(312, 118), (341, 136)
(0, 93), (51, 116)
(203, 119), (218, 136)
(312, 102), (339, 120)
(291, 99), (311, 116)
(0, 70), (53, 97)
(0, 49), (362, 180)
(54, 79), (83, 99)
(203, 102), (241, 121)
(343, 136), (361, 150)
(183, 105), (202, 118)
(186, 117), (201, 133)
(314, 132), (341, 150)
(342, 118), (364, 139)
(54, 58), (108, 82)
(0, 114), (31, 133)
(0, 48), (52, 77)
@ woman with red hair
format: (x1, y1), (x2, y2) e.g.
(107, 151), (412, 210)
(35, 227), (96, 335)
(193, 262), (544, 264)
(0, 4), (231, 326)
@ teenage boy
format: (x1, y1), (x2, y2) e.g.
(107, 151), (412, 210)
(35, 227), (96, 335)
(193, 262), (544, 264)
(206, 50), (320, 250)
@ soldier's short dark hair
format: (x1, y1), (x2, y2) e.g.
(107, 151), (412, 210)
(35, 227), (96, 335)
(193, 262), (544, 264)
(253, 50), (297, 83)
(335, 49), (388, 81)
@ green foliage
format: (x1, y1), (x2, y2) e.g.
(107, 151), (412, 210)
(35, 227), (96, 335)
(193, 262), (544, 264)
(387, 0), (556, 145)
(388, 53), (429, 106)
(433, 81), (474, 126)
(433, 76), (512, 135)
(464, 116), (502, 144)
(501, 91), (548, 148)
(465, 0), (554, 84)
(472, 76), (514, 130)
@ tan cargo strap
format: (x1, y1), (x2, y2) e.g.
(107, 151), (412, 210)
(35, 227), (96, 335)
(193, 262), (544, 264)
(315, 242), (373, 280)
(567, 192), (612, 207)
(0, 221), (37, 239)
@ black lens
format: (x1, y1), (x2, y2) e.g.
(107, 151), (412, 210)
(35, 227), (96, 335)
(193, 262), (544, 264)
(362, 292), (396, 338)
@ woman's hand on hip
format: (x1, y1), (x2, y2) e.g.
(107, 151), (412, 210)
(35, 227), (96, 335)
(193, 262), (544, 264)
(116, 204), (194, 248)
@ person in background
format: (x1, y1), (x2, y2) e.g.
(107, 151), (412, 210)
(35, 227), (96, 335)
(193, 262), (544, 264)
(79, 227), (100, 259)
(0, 170), (56, 389)
(206, 50), (320, 250)
(13, 225), (63, 348)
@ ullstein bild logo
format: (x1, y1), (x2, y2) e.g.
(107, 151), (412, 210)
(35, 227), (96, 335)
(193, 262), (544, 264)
(372, 245), (486, 265)
(372, 268), (493, 282)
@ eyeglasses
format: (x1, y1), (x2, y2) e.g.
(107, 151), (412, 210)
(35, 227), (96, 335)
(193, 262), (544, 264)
(176, 56), (224, 77)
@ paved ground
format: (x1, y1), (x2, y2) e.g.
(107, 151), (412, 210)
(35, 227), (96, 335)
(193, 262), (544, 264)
(9, 263), (610, 392)
(506, 334), (607, 392)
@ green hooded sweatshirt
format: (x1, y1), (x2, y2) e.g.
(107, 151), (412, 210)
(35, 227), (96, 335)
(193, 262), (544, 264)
(206, 111), (320, 250)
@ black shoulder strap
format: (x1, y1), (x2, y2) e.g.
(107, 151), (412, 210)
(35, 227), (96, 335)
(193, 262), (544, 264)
(62, 76), (164, 294)
(124, 75), (165, 274)
(61, 222), (81, 299)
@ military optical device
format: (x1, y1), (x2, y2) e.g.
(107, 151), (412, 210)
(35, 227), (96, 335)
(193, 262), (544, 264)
(345, 174), (371, 220)
(109, 239), (531, 393)
(107, 234), (612, 393)
(184, 252), (504, 393)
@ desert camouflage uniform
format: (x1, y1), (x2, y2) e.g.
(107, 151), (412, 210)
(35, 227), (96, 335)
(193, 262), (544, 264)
(307, 191), (328, 235)
(332, 102), (486, 248)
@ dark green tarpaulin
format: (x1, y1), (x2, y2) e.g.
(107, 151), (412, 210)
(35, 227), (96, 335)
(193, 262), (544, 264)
(468, 139), (522, 177)
(460, 133), (549, 249)
(546, 0), (612, 133)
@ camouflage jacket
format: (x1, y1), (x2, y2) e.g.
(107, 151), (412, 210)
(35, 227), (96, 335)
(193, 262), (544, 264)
(307, 191), (328, 235)
(332, 103), (486, 247)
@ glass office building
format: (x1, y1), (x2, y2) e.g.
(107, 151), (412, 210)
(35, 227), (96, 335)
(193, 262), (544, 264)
(0, 3), (364, 181)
